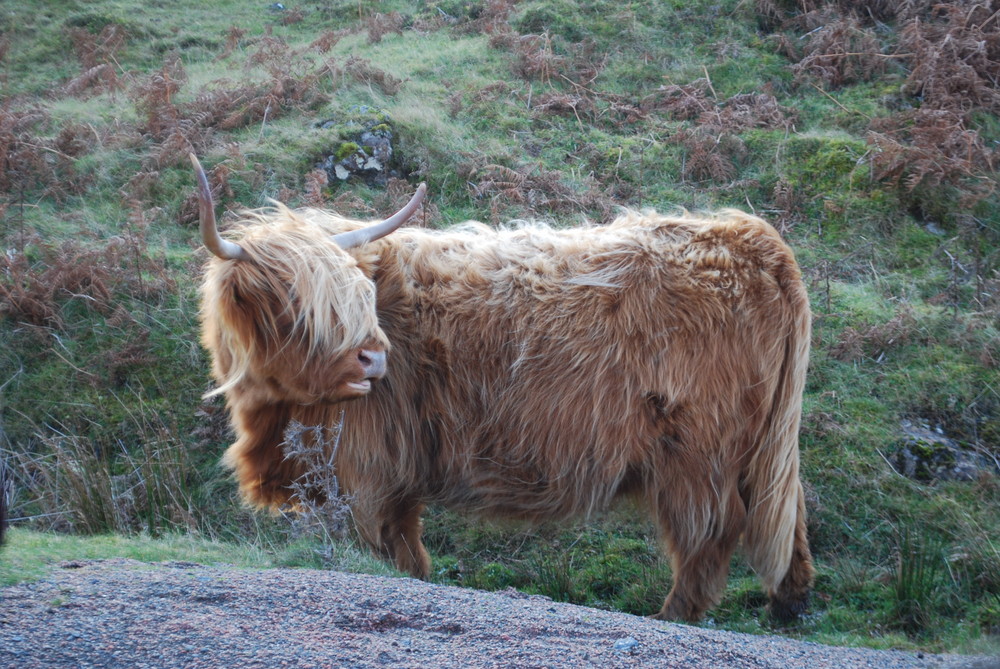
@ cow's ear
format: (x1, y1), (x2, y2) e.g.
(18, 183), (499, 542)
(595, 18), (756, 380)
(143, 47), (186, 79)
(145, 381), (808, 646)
(350, 248), (381, 279)
(220, 279), (281, 355)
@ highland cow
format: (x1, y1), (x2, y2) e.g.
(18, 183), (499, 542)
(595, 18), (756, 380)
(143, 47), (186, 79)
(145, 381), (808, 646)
(192, 154), (814, 622)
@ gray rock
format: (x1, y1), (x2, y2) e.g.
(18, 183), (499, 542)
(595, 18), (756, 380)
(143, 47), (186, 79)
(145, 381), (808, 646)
(892, 420), (996, 482)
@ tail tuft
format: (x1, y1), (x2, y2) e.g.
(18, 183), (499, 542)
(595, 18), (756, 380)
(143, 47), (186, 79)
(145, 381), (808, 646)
(741, 244), (814, 614)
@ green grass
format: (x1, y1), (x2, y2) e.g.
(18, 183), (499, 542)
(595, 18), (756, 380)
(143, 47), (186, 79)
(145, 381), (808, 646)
(1, 0), (997, 656)
(0, 529), (273, 586)
(0, 527), (401, 587)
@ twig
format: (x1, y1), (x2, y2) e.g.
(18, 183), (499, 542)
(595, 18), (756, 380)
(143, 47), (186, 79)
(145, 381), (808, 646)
(0, 364), (23, 394)
(809, 52), (913, 59)
(660, 77), (712, 112)
(50, 347), (96, 378)
(875, 447), (905, 479)
(259, 102), (272, 139)
(48, 333), (97, 378)
(975, 7), (1000, 29)
(702, 65), (718, 100)
(810, 82), (871, 120)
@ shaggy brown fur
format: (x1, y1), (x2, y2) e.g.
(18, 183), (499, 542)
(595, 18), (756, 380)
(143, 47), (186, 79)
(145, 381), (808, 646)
(200, 201), (814, 623)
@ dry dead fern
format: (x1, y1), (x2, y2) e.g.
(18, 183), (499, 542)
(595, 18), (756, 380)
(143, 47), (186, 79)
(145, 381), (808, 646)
(367, 12), (405, 44)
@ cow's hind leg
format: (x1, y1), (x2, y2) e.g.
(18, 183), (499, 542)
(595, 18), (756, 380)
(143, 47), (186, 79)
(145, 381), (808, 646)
(651, 481), (746, 622)
(760, 484), (814, 622)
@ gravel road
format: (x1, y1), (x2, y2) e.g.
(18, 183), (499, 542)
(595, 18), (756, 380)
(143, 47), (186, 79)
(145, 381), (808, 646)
(0, 559), (995, 668)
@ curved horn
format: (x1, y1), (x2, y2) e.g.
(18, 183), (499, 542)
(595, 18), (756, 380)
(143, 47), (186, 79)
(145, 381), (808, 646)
(331, 182), (427, 249)
(189, 153), (247, 261)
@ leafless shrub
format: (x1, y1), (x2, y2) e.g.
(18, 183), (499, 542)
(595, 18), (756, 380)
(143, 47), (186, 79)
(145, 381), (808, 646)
(280, 418), (354, 552)
(898, 5), (1000, 115)
(867, 108), (996, 206)
(0, 107), (64, 199)
(273, 184), (300, 205)
(217, 26), (248, 61)
(309, 29), (349, 54)
(456, 0), (517, 36)
(510, 32), (566, 84)
(64, 63), (122, 98)
(645, 83), (712, 121)
(345, 57), (406, 95)
(367, 11), (405, 44)
(532, 92), (595, 120)
(470, 80), (512, 104)
(247, 35), (294, 69)
(764, 1), (999, 110)
(62, 24), (128, 97)
(468, 162), (615, 223)
(487, 23), (519, 49)
(117, 198), (176, 301)
(787, 13), (887, 88)
(600, 94), (648, 125)
(755, 0), (901, 29)
(95, 306), (154, 388)
(447, 90), (464, 118)
(150, 121), (211, 168)
(771, 177), (801, 233)
(674, 126), (745, 183)
(0, 241), (114, 328)
(0, 228), (173, 330)
(666, 92), (784, 184)
(759, 1), (998, 214)
(411, 14), (450, 33)
(175, 68), (326, 141)
(830, 307), (916, 362)
(281, 8), (305, 26)
(120, 170), (161, 204)
(698, 93), (797, 132)
(54, 123), (98, 158)
(303, 168), (329, 207)
(131, 58), (186, 139)
(68, 24), (128, 71)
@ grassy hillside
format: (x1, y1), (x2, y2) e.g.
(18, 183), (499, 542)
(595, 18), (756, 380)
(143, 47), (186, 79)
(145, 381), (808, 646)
(1, 0), (997, 654)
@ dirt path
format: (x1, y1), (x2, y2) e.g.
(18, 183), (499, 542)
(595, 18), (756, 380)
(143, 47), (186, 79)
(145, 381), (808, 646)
(0, 559), (993, 668)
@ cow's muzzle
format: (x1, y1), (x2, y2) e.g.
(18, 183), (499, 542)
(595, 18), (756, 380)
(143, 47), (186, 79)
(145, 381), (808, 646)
(347, 349), (387, 393)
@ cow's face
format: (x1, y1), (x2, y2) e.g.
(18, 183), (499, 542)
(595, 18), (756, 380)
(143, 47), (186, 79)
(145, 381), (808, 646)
(191, 154), (424, 405)
(274, 253), (390, 404)
(203, 238), (390, 405)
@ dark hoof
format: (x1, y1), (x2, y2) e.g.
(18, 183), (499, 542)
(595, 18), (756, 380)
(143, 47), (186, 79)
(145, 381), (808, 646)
(767, 593), (809, 623)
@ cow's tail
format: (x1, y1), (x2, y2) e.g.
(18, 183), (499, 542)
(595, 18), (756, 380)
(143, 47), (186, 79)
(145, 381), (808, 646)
(741, 271), (814, 618)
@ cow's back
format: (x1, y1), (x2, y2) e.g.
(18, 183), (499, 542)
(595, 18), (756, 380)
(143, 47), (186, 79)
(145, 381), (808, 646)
(343, 211), (806, 521)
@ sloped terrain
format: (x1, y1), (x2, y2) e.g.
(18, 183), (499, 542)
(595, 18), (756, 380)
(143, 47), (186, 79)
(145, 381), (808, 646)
(0, 0), (997, 654)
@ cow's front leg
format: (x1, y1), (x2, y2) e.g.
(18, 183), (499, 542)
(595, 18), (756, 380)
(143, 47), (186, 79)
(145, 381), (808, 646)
(651, 473), (747, 622)
(375, 499), (431, 579)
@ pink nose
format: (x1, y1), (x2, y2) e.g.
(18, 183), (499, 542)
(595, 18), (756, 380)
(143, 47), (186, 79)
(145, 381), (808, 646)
(358, 349), (387, 379)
